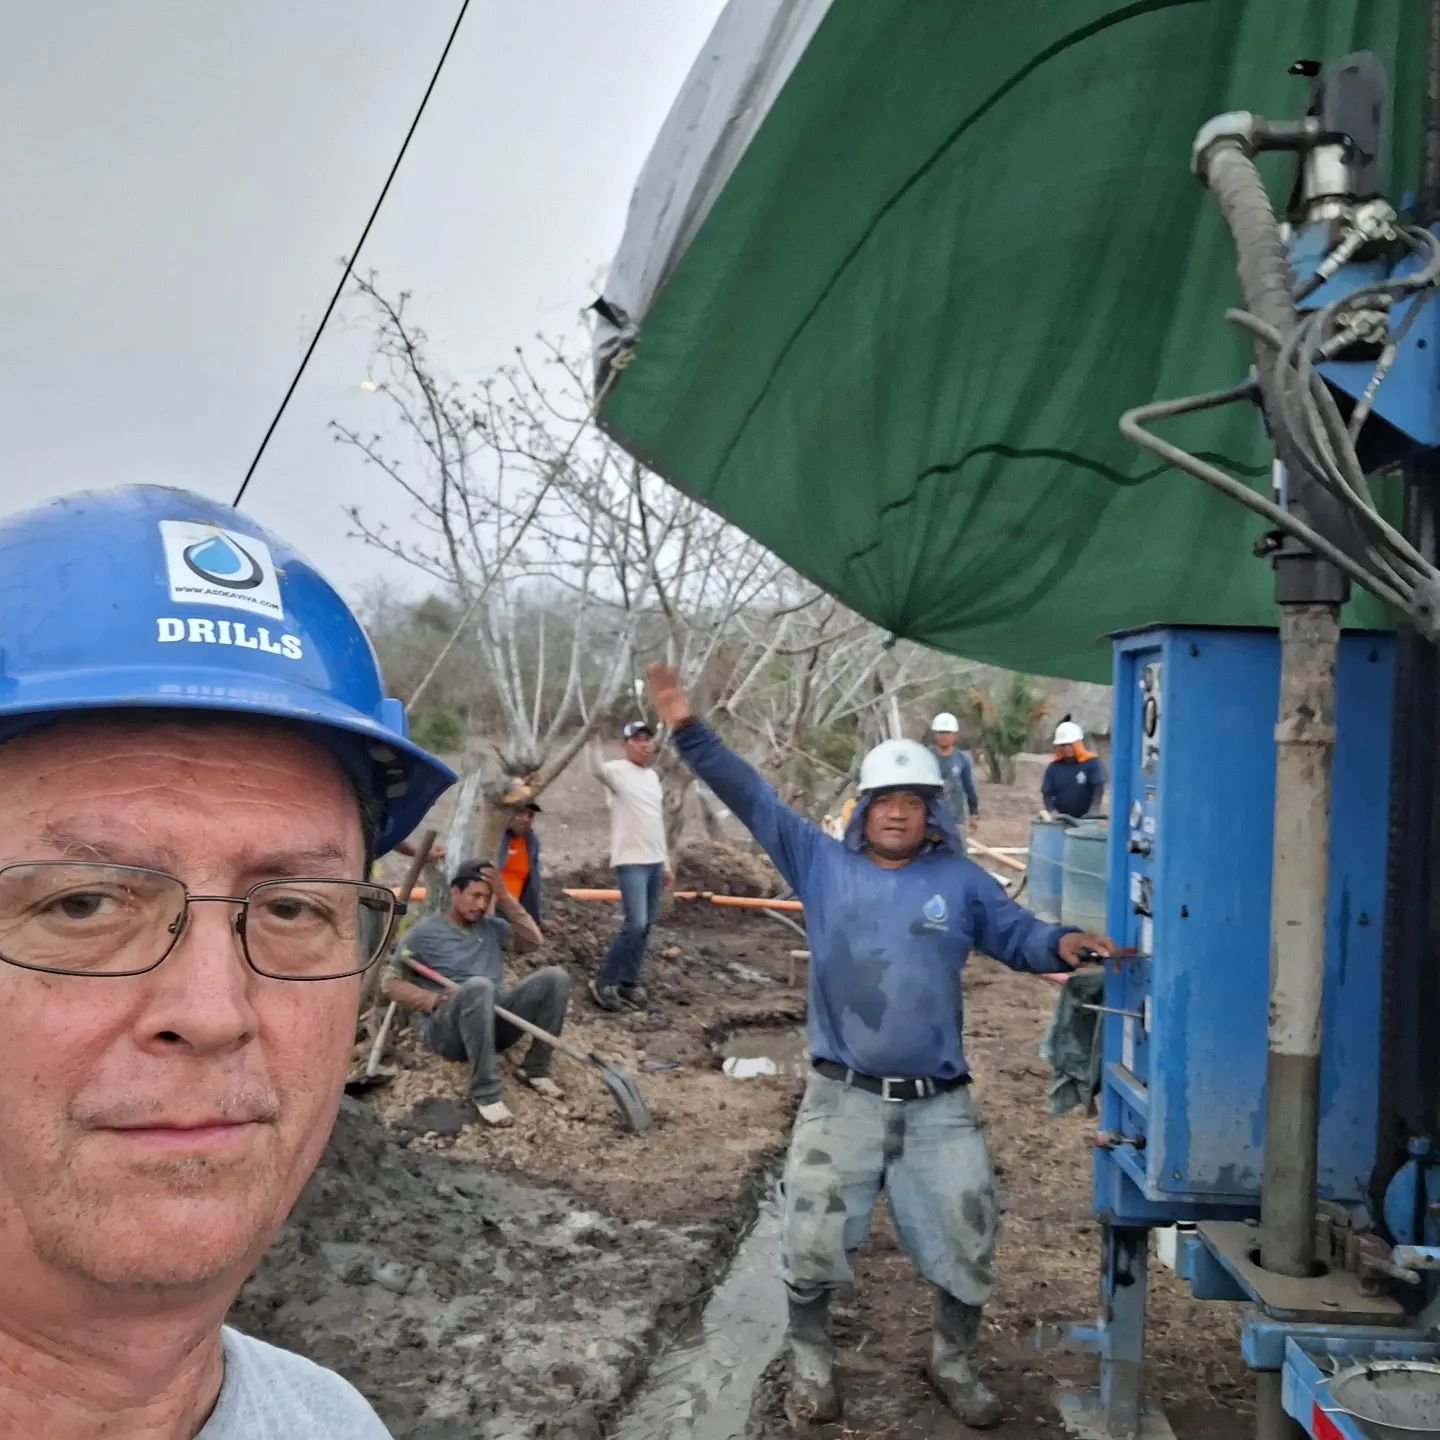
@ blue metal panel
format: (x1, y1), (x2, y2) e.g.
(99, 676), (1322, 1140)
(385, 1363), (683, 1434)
(1096, 627), (1393, 1222)
(1294, 220), (1440, 451)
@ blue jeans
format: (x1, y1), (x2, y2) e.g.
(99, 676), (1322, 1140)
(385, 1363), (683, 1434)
(780, 1071), (998, 1307)
(597, 862), (665, 987)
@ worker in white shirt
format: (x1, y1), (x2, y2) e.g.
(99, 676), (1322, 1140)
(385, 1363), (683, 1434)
(587, 721), (672, 1012)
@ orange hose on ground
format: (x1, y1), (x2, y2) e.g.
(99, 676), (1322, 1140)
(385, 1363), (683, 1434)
(707, 895), (804, 913)
(561, 887), (802, 912)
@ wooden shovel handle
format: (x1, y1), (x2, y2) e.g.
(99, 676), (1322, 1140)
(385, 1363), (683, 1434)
(401, 955), (595, 1069)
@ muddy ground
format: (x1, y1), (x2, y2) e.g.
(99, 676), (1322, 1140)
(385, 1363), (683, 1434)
(233, 763), (1248, 1439)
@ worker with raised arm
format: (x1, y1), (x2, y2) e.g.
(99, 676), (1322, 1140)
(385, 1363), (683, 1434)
(928, 710), (981, 852)
(645, 663), (1113, 1431)
(1042, 717), (1107, 819)
(381, 861), (570, 1128)
(586, 721), (671, 1013)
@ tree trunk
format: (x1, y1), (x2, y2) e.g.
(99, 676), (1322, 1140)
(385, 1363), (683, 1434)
(664, 767), (693, 852)
(697, 783), (727, 842)
(473, 792), (511, 871)
(436, 766), (484, 903)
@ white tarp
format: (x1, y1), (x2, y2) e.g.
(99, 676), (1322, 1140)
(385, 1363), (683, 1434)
(593, 0), (832, 371)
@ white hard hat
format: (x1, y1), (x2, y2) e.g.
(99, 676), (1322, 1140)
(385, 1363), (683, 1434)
(858, 739), (943, 795)
(1054, 720), (1085, 746)
(931, 711), (960, 733)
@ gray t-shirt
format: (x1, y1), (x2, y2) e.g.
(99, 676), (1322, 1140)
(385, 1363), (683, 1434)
(393, 911), (510, 990)
(199, 1327), (390, 1438)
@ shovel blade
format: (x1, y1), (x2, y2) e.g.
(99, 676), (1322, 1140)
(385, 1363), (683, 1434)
(598, 1063), (652, 1134)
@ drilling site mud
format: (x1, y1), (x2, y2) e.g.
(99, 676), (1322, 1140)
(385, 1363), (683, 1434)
(232, 779), (1250, 1439)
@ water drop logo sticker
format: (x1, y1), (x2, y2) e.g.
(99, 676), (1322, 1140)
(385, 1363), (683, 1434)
(159, 521), (284, 619)
(922, 893), (949, 927)
(183, 534), (264, 589)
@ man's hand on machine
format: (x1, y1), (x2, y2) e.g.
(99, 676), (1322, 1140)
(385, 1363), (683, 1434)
(1057, 932), (1116, 969)
(645, 663), (695, 731)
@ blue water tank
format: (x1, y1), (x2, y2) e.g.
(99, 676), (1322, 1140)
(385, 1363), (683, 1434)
(1028, 817), (1067, 920)
(1062, 821), (1109, 933)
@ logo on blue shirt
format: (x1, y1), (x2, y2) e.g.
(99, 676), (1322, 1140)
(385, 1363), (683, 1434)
(921, 893), (949, 931)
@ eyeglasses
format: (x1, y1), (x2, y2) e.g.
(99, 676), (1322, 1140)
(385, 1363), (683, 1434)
(0, 863), (402, 981)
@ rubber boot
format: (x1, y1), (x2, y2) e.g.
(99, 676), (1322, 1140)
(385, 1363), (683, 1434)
(929, 1290), (1002, 1429)
(783, 1291), (841, 1428)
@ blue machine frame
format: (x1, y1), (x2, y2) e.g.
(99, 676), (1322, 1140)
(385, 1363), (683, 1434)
(1049, 627), (1402, 1437)
(1095, 626), (1393, 1225)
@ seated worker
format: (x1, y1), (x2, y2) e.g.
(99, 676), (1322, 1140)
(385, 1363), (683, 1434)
(1042, 718), (1107, 819)
(381, 862), (571, 1128)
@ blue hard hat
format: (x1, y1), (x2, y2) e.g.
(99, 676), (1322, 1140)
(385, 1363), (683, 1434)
(0, 485), (455, 854)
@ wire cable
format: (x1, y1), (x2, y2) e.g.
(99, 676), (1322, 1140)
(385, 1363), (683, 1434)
(232, 0), (471, 508)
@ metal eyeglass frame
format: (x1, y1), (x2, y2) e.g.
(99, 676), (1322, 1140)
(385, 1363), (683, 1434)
(0, 861), (406, 981)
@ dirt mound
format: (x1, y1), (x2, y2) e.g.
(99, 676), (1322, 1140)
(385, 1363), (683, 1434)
(533, 893), (610, 973)
(559, 859), (615, 890)
(231, 1099), (720, 1439)
(673, 841), (783, 898)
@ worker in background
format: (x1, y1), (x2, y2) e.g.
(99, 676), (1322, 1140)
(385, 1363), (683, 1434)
(645, 663), (1112, 1431)
(587, 721), (671, 1013)
(381, 862), (570, 1128)
(496, 800), (545, 929)
(0, 486), (457, 1439)
(1042, 717), (1107, 819)
(928, 711), (981, 852)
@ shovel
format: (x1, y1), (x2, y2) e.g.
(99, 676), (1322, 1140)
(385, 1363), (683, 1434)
(401, 956), (652, 1134)
(346, 829), (436, 1094)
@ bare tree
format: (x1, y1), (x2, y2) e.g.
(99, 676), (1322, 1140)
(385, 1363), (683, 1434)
(339, 276), (979, 862)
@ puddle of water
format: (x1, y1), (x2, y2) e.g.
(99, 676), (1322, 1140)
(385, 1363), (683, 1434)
(720, 1026), (809, 1080)
(726, 961), (775, 985)
(612, 1190), (787, 1440)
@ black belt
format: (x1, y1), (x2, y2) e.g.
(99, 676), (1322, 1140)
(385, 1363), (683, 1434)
(813, 1058), (969, 1102)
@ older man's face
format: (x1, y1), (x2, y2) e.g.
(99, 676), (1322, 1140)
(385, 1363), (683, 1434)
(0, 717), (365, 1296)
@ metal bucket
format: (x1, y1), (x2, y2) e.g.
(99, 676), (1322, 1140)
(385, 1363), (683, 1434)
(1326, 1360), (1440, 1438)
(1028, 817), (1066, 920)
(1060, 821), (1108, 933)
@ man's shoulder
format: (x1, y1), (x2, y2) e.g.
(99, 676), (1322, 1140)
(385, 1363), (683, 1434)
(204, 1328), (391, 1438)
(400, 913), (449, 948)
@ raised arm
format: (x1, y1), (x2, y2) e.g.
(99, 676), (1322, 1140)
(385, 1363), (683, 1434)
(587, 740), (616, 792)
(645, 663), (825, 893)
(494, 887), (542, 954)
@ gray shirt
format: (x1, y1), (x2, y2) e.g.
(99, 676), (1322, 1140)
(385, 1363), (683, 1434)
(393, 911), (510, 991)
(199, 1327), (390, 1438)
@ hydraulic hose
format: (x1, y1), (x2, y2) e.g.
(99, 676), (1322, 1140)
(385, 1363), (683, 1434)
(1200, 141), (1354, 561)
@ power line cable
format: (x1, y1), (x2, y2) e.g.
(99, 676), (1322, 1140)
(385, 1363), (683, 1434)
(232, 0), (471, 507)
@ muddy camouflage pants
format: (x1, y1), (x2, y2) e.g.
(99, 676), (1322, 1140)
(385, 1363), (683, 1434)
(780, 1070), (998, 1308)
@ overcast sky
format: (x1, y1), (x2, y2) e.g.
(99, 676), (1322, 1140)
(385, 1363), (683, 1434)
(1, 0), (725, 601)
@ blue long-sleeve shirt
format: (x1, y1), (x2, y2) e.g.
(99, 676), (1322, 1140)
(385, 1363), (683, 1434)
(1042, 756), (1106, 818)
(930, 745), (980, 819)
(673, 721), (1074, 1080)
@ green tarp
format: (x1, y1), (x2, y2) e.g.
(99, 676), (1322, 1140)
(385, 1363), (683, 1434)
(598, 1), (1425, 680)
